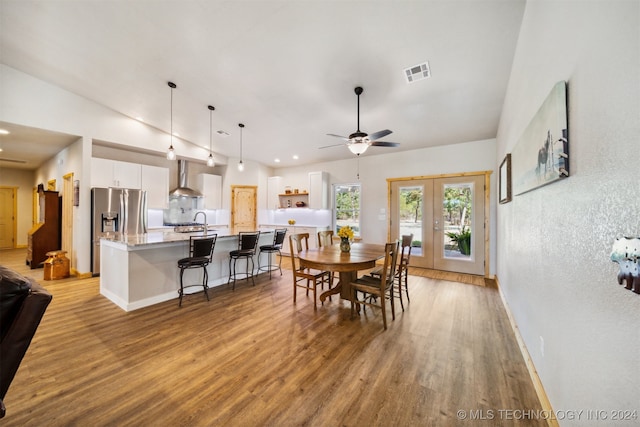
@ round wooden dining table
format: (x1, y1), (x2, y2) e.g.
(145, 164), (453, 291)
(297, 242), (386, 302)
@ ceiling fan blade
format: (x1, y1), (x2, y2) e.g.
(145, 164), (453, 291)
(326, 133), (349, 140)
(371, 141), (400, 147)
(368, 129), (392, 141)
(318, 143), (346, 149)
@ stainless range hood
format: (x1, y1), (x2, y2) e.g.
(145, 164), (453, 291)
(169, 159), (203, 198)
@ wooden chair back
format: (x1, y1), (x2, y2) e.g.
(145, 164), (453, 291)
(317, 230), (334, 248)
(379, 241), (400, 292)
(288, 233), (310, 270)
(400, 234), (413, 267)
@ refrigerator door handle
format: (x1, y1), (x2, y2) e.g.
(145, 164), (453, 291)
(121, 191), (128, 235)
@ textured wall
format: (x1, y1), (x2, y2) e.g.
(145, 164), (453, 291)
(496, 1), (640, 423)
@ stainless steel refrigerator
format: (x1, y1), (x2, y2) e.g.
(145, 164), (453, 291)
(91, 187), (147, 275)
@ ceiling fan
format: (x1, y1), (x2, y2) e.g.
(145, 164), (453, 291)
(321, 86), (400, 155)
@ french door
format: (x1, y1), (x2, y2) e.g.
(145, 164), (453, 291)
(389, 173), (487, 276)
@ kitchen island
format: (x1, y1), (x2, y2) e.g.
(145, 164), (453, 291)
(100, 230), (274, 311)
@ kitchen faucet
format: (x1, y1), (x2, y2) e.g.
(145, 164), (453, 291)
(193, 211), (207, 234)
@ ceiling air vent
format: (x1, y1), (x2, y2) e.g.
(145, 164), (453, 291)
(404, 61), (431, 83)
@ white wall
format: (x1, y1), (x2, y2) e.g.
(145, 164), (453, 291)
(496, 1), (640, 422)
(274, 138), (497, 273)
(0, 65), (229, 274)
(34, 137), (90, 272)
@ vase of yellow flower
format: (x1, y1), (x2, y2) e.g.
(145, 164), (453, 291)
(338, 226), (354, 253)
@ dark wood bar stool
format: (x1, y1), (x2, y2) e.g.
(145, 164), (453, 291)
(258, 229), (287, 278)
(228, 231), (260, 290)
(177, 234), (217, 307)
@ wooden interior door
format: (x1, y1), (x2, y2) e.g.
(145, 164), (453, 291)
(231, 185), (257, 234)
(0, 187), (16, 249)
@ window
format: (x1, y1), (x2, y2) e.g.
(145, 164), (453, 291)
(334, 183), (361, 237)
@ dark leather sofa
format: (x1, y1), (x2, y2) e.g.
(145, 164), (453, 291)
(0, 265), (52, 418)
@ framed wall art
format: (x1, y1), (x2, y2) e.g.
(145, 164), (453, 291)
(512, 81), (569, 196)
(499, 153), (512, 204)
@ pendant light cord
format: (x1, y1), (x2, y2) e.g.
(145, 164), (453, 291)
(170, 85), (173, 146)
(208, 105), (215, 154)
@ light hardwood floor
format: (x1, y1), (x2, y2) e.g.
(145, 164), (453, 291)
(1, 249), (544, 426)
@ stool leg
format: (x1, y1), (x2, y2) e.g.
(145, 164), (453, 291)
(268, 251), (272, 279)
(232, 257), (237, 290)
(179, 266), (185, 307)
(202, 266), (210, 301)
(249, 256), (255, 286)
(404, 270), (410, 303)
(277, 249), (282, 276)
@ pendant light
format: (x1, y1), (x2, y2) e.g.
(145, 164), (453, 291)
(237, 123), (245, 171)
(166, 81), (177, 160)
(206, 105), (215, 167)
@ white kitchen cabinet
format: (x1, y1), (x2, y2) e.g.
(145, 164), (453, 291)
(308, 171), (329, 209)
(141, 165), (169, 208)
(91, 158), (141, 189)
(196, 174), (222, 209)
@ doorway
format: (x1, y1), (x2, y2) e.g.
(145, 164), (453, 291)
(62, 173), (74, 272)
(389, 172), (489, 276)
(0, 187), (16, 249)
(231, 185), (257, 234)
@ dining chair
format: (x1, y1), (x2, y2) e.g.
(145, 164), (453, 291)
(317, 229), (337, 285)
(317, 230), (334, 247)
(288, 233), (331, 310)
(177, 234), (217, 306)
(350, 241), (399, 330)
(258, 228), (287, 278)
(370, 234), (413, 311)
(228, 231), (260, 290)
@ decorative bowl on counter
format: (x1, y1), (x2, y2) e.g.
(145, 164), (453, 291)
(288, 219), (296, 225)
(295, 201), (306, 207)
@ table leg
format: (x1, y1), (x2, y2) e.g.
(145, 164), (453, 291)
(319, 271), (357, 302)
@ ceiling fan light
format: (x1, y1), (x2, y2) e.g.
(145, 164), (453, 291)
(348, 142), (369, 155)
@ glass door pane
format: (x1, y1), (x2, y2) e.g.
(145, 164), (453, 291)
(442, 183), (473, 259)
(398, 186), (423, 256)
(390, 180), (433, 269)
(433, 175), (485, 275)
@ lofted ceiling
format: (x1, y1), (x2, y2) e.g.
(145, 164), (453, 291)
(0, 0), (525, 170)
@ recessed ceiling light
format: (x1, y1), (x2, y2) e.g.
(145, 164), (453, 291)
(216, 130), (230, 137)
(0, 129), (9, 135)
(274, 158), (280, 163)
(292, 155), (299, 160)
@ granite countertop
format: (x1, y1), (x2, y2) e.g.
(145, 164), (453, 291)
(101, 229), (273, 248)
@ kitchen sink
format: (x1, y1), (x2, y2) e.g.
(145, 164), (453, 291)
(173, 225), (205, 233)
